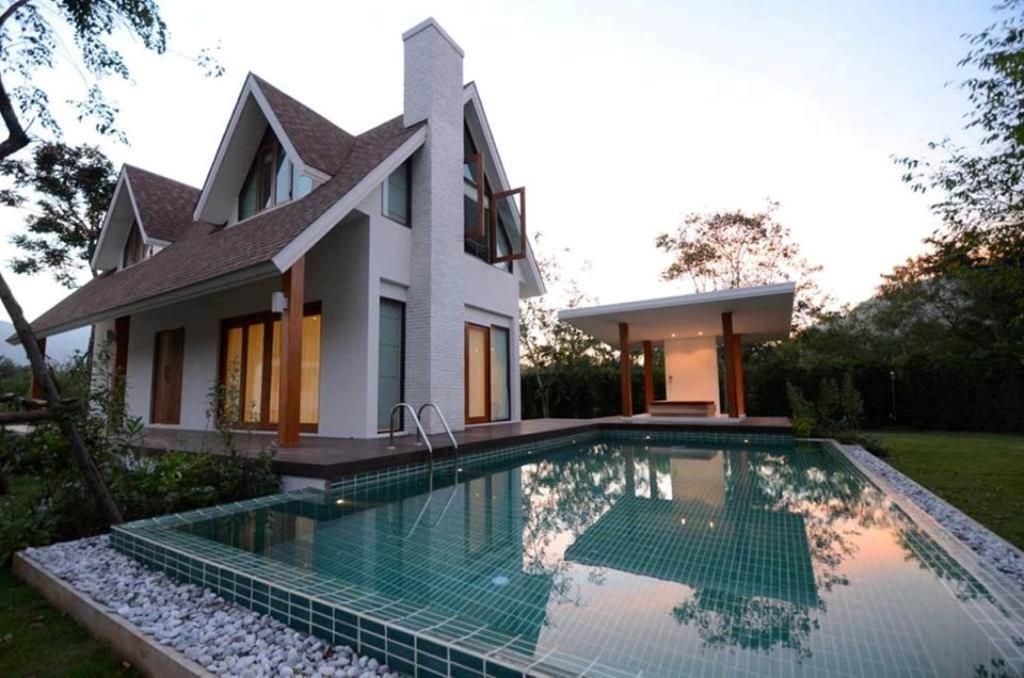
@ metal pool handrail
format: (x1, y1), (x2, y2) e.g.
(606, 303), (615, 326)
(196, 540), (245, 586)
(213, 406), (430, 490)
(416, 402), (458, 451)
(388, 403), (431, 456)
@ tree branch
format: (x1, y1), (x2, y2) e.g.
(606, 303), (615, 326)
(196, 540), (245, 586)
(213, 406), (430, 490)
(0, 0), (32, 31)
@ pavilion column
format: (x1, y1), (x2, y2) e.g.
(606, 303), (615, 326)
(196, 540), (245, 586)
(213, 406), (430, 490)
(619, 322), (632, 417)
(278, 256), (305, 447)
(642, 340), (654, 412)
(721, 312), (746, 418)
(29, 337), (46, 400)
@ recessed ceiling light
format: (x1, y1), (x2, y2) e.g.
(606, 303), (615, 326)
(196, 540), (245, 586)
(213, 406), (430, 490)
(698, 331), (703, 336)
(671, 333), (676, 338)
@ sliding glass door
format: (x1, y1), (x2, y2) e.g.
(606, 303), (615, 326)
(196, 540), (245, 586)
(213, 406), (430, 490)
(377, 298), (405, 432)
(465, 322), (511, 424)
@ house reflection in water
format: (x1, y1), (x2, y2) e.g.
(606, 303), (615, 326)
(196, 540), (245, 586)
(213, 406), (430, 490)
(564, 447), (821, 653)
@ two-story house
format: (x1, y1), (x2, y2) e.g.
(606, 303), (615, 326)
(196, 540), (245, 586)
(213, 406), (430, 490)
(20, 18), (544, 445)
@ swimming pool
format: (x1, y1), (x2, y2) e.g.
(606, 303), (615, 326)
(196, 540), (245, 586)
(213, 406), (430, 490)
(113, 431), (1024, 677)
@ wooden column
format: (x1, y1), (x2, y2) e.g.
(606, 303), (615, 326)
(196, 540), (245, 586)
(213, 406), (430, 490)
(731, 332), (746, 416)
(278, 257), (305, 447)
(114, 316), (130, 390)
(642, 340), (654, 412)
(29, 337), (45, 399)
(618, 322), (632, 417)
(721, 312), (746, 418)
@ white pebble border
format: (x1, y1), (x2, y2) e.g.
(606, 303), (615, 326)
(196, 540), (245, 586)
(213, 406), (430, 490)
(844, 443), (1024, 591)
(25, 536), (401, 678)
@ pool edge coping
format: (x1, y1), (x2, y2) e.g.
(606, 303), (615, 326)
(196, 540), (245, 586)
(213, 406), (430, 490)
(12, 551), (213, 678)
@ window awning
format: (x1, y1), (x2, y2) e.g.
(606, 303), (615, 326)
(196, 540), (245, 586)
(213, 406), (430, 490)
(558, 282), (796, 345)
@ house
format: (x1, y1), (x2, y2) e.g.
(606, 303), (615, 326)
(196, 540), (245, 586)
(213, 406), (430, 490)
(20, 18), (544, 445)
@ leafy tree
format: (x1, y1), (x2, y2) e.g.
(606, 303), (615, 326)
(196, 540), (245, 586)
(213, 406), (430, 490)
(654, 201), (830, 327)
(1, 141), (116, 286)
(0, 0), (219, 525)
(519, 235), (616, 418)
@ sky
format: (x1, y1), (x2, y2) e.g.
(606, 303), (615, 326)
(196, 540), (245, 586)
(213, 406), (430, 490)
(0, 0), (998, 329)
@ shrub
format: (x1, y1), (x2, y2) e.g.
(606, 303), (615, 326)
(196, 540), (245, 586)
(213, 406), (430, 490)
(787, 374), (870, 445)
(0, 347), (278, 557)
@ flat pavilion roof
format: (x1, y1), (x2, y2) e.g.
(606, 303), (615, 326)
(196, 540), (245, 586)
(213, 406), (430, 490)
(559, 282), (796, 346)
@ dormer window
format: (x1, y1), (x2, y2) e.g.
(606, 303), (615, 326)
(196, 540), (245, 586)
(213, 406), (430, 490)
(122, 221), (146, 268)
(238, 127), (313, 221)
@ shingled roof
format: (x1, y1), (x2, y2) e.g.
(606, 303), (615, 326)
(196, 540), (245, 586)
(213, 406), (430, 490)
(124, 165), (204, 242)
(252, 74), (357, 175)
(22, 115), (425, 339)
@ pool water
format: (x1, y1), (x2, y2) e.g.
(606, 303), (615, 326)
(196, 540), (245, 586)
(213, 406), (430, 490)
(168, 437), (1023, 677)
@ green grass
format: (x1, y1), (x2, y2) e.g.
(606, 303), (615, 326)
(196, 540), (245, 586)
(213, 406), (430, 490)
(0, 566), (137, 677)
(868, 430), (1024, 550)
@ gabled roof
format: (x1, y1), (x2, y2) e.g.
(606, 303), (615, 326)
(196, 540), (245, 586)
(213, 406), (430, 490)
(21, 116), (426, 339)
(123, 165), (203, 243)
(251, 75), (356, 176)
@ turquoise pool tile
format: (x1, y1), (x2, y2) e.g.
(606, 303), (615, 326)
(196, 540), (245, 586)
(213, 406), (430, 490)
(111, 431), (1024, 677)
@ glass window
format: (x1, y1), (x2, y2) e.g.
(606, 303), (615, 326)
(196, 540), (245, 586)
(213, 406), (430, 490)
(221, 306), (321, 430)
(122, 221), (146, 268)
(292, 172), (313, 199)
(237, 126), (302, 221)
(275, 154), (292, 205)
(384, 162), (410, 225)
(490, 326), (510, 421)
(376, 299), (405, 432)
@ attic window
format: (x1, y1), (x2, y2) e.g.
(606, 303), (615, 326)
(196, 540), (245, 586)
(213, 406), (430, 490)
(122, 221), (146, 268)
(238, 128), (309, 221)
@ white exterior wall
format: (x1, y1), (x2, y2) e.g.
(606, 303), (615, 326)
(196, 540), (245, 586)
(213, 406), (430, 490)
(114, 214), (374, 437)
(665, 337), (721, 414)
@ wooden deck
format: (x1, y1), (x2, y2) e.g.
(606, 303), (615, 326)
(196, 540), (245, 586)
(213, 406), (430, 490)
(142, 416), (791, 481)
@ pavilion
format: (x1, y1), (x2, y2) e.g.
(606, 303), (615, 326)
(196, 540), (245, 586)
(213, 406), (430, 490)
(559, 282), (795, 418)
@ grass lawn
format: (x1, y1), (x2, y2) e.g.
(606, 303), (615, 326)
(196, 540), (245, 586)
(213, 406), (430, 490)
(1, 472), (136, 676)
(0, 566), (137, 677)
(868, 430), (1024, 550)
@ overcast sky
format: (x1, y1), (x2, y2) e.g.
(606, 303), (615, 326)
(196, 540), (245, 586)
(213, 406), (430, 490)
(0, 0), (995, 330)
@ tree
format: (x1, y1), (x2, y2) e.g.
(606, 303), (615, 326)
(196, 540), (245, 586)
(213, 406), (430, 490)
(1, 141), (116, 287)
(0, 0), (213, 525)
(519, 235), (616, 418)
(654, 201), (830, 327)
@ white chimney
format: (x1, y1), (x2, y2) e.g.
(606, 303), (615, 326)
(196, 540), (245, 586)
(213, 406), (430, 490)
(402, 18), (467, 432)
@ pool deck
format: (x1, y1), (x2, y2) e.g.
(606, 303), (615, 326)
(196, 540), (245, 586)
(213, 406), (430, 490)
(142, 415), (791, 481)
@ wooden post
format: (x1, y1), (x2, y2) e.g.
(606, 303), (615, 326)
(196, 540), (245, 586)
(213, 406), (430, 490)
(731, 332), (745, 417)
(278, 257), (305, 447)
(113, 317), (131, 421)
(619, 322), (632, 417)
(30, 337), (45, 399)
(722, 312), (737, 417)
(642, 340), (654, 413)
(721, 312), (746, 418)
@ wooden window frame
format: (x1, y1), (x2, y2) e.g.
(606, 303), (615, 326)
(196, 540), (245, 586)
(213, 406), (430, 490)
(239, 131), (291, 221)
(490, 187), (526, 264)
(151, 327), (185, 425)
(218, 300), (321, 432)
(464, 322), (492, 425)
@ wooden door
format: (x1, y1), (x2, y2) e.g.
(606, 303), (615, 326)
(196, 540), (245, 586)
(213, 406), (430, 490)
(465, 323), (491, 424)
(151, 328), (185, 425)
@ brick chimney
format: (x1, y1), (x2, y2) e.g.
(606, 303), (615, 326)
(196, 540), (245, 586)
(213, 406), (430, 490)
(403, 18), (466, 432)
